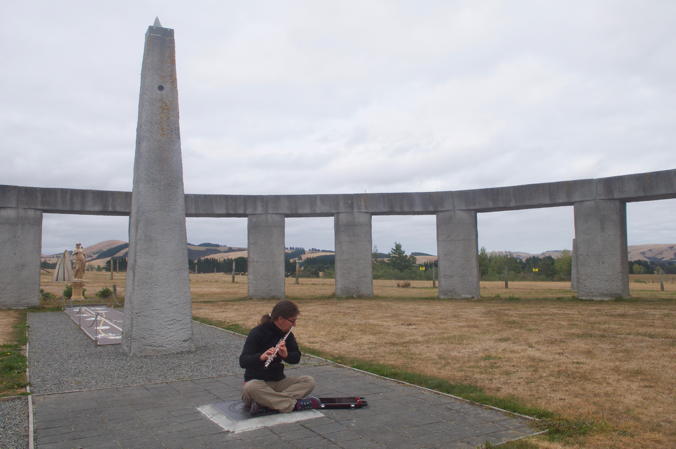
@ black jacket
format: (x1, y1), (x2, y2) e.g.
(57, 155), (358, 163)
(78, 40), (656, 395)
(239, 321), (301, 382)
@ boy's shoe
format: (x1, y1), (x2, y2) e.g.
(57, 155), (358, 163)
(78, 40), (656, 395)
(294, 396), (321, 411)
(249, 401), (277, 416)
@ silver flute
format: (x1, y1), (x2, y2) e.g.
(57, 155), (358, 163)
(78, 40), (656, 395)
(264, 326), (294, 369)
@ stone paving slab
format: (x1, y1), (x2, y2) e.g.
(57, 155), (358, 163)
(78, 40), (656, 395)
(198, 400), (323, 433)
(29, 312), (540, 448)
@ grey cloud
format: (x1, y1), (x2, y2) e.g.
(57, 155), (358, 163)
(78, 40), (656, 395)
(1, 1), (674, 254)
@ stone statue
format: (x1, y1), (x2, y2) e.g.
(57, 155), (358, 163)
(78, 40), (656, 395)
(53, 250), (73, 282)
(72, 243), (87, 280)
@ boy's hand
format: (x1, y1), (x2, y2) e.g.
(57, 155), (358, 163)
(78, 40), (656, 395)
(260, 347), (276, 361)
(278, 341), (288, 359)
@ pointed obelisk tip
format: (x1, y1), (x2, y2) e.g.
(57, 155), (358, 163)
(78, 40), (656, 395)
(153, 16), (162, 27)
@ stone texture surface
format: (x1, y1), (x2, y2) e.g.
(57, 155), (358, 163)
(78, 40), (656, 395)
(248, 214), (285, 298)
(0, 207), (41, 308)
(571, 238), (578, 292)
(574, 200), (629, 299)
(123, 22), (193, 355)
(437, 210), (480, 299)
(335, 212), (373, 297)
(0, 397), (28, 449)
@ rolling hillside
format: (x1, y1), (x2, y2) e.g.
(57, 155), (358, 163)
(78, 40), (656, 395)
(42, 241), (676, 265)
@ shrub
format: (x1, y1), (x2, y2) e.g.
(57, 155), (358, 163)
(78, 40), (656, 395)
(63, 285), (72, 299)
(96, 287), (113, 299)
(39, 289), (57, 303)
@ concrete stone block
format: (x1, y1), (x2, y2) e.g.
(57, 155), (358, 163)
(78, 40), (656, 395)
(571, 238), (578, 292)
(248, 214), (285, 298)
(0, 208), (42, 308)
(123, 21), (193, 355)
(1, 169), (674, 217)
(436, 210), (480, 298)
(574, 200), (629, 299)
(334, 212), (373, 297)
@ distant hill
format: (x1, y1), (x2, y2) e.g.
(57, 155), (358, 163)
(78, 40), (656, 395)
(85, 240), (127, 258)
(490, 250), (568, 260)
(41, 241), (246, 267)
(42, 241), (676, 265)
(41, 240), (126, 264)
(186, 243), (245, 260)
(96, 243), (129, 259)
(489, 246), (676, 263)
(628, 244), (676, 262)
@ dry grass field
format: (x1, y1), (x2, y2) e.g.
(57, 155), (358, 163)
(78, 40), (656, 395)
(0, 310), (21, 345)
(192, 297), (675, 449)
(38, 270), (676, 302)
(35, 271), (676, 448)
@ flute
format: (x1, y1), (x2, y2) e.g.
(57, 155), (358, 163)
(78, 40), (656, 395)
(264, 326), (294, 368)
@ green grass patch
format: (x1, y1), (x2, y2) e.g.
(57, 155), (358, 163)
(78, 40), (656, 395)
(482, 439), (540, 448)
(28, 305), (65, 313)
(541, 416), (611, 442)
(192, 316), (251, 336)
(0, 310), (28, 397)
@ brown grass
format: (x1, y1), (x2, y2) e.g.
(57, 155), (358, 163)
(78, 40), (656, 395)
(0, 310), (21, 345)
(193, 298), (675, 449)
(39, 271), (676, 302)
(38, 271), (676, 448)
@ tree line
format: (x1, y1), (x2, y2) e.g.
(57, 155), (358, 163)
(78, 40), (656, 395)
(40, 244), (676, 278)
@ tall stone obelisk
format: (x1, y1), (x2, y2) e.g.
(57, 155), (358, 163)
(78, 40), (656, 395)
(123, 18), (193, 355)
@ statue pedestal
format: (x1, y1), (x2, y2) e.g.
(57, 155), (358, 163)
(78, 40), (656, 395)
(72, 280), (85, 300)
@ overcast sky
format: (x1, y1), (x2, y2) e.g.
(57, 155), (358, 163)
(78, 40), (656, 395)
(2, 1), (674, 256)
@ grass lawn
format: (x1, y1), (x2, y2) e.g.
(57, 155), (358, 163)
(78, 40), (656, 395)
(0, 309), (27, 397)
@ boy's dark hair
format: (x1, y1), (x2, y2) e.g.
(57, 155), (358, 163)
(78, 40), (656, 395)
(260, 300), (300, 325)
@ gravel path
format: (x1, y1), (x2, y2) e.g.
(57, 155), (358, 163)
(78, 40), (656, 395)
(0, 397), (28, 449)
(28, 311), (322, 395)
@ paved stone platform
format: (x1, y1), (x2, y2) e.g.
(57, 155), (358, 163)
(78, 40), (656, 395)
(198, 400), (324, 433)
(28, 312), (539, 448)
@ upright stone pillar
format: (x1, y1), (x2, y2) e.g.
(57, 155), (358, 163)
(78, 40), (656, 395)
(248, 214), (285, 298)
(571, 238), (578, 292)
(574, 200), (629, 299)
(334, 212), (373, 297)
(0, 208), (42, 308)
(436, 210), (480, 299)
(123, 19), (193, 355)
